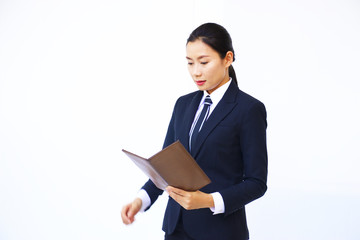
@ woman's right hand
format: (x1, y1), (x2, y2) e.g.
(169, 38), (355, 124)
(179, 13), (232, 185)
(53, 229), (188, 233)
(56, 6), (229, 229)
(121, 198), (142, 225)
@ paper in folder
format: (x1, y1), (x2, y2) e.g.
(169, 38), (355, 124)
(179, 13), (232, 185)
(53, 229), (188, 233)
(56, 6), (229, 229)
(122, 140), (211, 191)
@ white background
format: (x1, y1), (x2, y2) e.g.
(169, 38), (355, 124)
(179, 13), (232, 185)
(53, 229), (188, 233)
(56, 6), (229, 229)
(1, 0), (360, 239)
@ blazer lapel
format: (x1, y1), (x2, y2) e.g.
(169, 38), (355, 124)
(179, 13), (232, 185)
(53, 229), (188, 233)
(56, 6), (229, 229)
(191, 81), (239, 157)
(177, 91), (203, 152)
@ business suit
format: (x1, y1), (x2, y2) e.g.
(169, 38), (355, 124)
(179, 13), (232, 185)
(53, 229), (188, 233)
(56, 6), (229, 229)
(142, 80), (268, 240)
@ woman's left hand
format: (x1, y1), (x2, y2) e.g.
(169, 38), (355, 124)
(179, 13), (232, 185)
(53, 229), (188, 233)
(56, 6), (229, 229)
(166, 186), (214, 210)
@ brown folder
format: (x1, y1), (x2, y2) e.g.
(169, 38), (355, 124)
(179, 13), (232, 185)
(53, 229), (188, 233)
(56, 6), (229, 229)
(122, 140), (211, 191)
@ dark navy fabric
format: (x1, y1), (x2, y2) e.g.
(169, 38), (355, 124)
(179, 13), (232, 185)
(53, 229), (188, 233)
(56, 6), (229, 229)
(143, 80), (268, 240)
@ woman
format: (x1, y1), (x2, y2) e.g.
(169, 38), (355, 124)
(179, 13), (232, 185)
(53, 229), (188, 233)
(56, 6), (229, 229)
(121, 23), (268, 240)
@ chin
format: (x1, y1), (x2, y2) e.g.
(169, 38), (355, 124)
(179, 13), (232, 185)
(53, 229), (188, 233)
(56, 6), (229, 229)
(197, 86), (208, 92)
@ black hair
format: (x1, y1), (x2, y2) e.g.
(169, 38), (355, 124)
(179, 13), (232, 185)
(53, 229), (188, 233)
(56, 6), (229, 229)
(187, 23), (238, 85)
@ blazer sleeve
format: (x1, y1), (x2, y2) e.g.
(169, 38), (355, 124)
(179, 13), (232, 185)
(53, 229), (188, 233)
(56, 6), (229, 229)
(141, 99), (178, 210)
(219, 101), (268, 216)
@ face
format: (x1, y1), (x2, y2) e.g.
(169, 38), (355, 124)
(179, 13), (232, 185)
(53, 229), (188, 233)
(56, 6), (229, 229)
(186, 39), (233, 94)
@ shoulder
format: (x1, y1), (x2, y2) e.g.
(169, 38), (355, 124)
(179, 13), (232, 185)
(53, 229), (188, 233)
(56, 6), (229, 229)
(235, 89), (267, 125)
(237, 89), (265, 108)
(177, 90), (200, 102)
(231, 88), (267, 122)
(225, 80), (266, 111)
(173, 90), (201, 108)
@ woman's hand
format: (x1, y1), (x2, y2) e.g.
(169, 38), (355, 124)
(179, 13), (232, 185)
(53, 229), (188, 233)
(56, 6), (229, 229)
(121, 198), (142, 225)
(166, 186), (214, 210)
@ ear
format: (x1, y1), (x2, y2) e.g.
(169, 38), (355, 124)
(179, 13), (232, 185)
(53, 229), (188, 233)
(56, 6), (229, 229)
(224, 51), (234, 67)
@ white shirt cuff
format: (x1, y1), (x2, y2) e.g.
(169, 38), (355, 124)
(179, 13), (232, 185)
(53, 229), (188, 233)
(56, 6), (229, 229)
(210, 192), (225, 215)
(136, 189), (151, 212)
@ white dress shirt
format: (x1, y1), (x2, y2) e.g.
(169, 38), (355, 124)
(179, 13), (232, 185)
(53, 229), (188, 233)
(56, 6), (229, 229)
(137, 79), (232, 214)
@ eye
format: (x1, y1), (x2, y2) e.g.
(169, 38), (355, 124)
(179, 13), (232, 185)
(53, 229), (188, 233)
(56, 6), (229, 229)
(200, 62), (208, 65)
(187, 62), (193, 65)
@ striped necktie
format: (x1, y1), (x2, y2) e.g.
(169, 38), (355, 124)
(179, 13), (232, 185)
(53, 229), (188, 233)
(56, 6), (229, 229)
(189, 95), (213, 153)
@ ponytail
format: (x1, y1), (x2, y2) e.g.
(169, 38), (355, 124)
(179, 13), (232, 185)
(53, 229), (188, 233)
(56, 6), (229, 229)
(229, 65), (238, 86)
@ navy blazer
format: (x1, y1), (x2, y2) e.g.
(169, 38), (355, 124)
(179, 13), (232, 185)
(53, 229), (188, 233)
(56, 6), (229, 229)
(142, 80), (268, 240)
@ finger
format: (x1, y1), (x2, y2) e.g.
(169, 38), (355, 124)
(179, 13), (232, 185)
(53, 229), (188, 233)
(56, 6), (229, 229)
(167, 186), (186, 196)
(166, 186), (174, 193)
(166, 186), (181, 192)
(168, 189), (185, 203)
(127, 207), (136, 222)
(121, 206), (131, 224)
(168, 191), (192, 210)
(167, 189), (177, 199)
(122, 204), (135, 225)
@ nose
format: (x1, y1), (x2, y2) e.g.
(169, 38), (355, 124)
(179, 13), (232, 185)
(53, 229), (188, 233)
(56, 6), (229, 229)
(192, 64), (202, 78)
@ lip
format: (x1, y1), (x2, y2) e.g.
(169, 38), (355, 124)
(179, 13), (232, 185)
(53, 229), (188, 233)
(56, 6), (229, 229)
(195, 80), (206, 86)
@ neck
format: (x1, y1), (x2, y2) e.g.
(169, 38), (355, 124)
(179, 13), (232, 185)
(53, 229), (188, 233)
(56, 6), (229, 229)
(206, 75), (230, 95)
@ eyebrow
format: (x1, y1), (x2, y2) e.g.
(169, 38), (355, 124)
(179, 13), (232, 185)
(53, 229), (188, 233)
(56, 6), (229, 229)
(186, 55), (210, 60)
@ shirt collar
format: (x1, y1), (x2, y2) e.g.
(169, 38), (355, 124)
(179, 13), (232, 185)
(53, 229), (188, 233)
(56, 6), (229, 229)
(200, 78), (232, 106)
